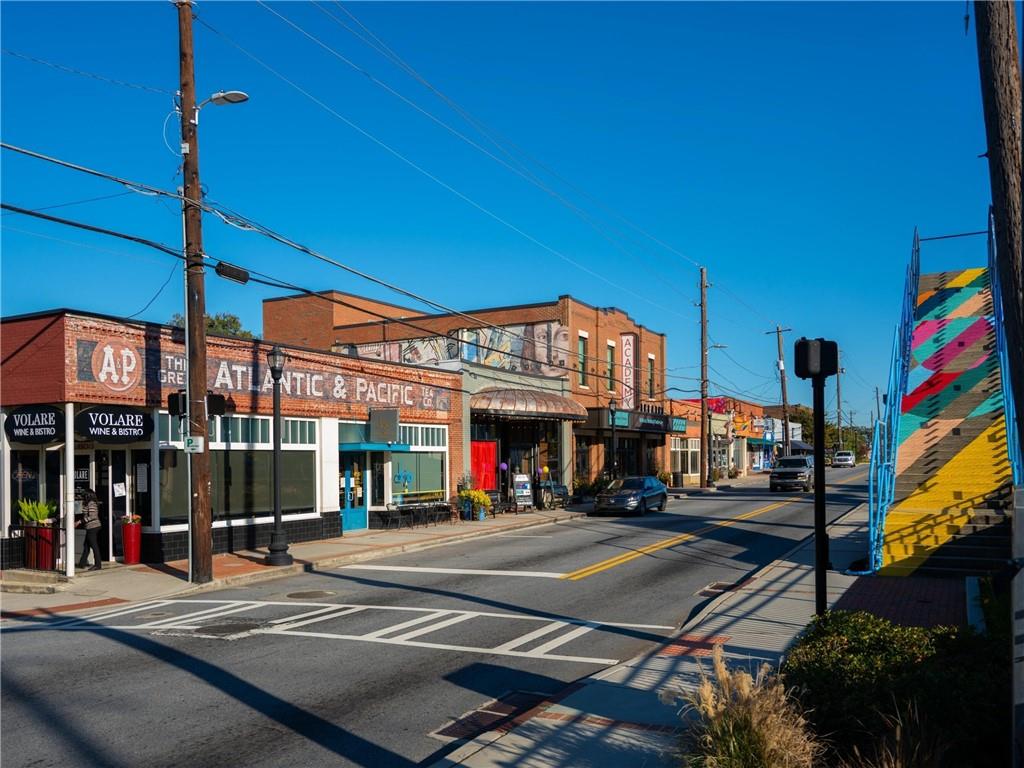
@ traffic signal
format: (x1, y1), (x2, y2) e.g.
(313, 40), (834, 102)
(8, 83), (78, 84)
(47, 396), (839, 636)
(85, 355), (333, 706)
(794, 338), (839, 379)
(168, 390), (187, 417)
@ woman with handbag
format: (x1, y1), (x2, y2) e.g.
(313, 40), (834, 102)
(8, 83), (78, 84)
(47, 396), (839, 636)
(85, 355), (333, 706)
(77, 489), (102, 571)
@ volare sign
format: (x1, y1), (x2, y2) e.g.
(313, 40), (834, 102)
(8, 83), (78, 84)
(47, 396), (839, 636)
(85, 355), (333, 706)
(4, 405), (64, 444)
(75, 406), (154, 444)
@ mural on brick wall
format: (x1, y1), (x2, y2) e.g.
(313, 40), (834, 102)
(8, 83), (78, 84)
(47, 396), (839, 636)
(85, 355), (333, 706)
(349, 322), (571, 377)
(74, 336), (452, 412)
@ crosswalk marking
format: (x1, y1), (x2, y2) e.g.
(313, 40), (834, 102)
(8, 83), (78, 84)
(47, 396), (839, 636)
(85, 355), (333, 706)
(139, 602), (257, 628)
(391, 613), (474, 642)
(272, 606), (365, 631)
(530, 623), (598, 656)
(493, 621), (568, 652)
(363, 611), (451, 639)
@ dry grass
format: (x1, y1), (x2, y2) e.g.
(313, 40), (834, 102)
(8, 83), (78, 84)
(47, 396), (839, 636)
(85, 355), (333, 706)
(837, 699), (948, 768)
(667, 645), (823, 768)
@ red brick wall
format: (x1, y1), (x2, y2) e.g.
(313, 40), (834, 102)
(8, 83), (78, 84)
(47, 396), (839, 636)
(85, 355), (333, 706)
(0, 313), (68, 406)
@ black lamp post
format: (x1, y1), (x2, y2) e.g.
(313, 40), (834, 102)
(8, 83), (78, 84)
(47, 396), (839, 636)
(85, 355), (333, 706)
(266, 345), (293, 566)
(609, 399), (618, 479)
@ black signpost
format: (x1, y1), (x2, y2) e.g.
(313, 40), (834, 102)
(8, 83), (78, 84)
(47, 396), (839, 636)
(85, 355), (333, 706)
(794, 337), (840, 617)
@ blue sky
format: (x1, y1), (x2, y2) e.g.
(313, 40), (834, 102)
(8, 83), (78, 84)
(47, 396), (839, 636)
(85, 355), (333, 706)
(1, 1), (1006, 424)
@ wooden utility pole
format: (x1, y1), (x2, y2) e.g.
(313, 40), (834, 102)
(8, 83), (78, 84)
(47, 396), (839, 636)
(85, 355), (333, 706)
(975, 1), (1023, 464)
(875, 386), (882, 425)
(699, 268), (709, 488)
(767, 326), (792, 456)
(177, 0), (212, 584)
(836, 355), (844, 451)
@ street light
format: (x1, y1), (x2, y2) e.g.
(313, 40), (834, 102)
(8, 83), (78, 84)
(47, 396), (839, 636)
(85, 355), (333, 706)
(609, 398), (618, 480)
(194, 90), (249, 124)
(266, 345), (293, 566)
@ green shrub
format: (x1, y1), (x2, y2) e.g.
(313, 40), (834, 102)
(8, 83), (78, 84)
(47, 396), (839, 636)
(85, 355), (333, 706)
(671, 645), (822, 768)
(782, 610), (1009, 767)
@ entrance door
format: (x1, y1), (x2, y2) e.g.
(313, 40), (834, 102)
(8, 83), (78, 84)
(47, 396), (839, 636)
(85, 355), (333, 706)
(471, 441), (498, 491)
(339, 451), (367, 531)
(370, 452), (387, 507)
(95, 450), (129, 561)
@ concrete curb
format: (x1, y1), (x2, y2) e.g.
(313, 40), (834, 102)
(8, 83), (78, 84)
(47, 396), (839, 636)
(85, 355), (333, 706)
(430, 502), (868, 767)
(169, 511), (589, 598)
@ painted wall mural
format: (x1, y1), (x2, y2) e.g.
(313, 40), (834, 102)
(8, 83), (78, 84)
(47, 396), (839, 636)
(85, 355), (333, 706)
(350, 323), (571, 377)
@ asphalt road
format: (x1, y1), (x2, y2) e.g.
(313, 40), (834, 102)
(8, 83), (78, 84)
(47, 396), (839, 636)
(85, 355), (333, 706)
(1, 469), (867, 768)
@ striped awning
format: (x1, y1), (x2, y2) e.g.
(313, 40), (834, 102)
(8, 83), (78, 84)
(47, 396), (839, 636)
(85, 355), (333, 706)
(470, 388), (588, 422)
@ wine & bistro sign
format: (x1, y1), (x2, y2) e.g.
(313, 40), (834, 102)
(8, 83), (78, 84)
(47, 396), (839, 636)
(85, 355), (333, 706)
(75, 406), (154, 444)
(4, 405), (65, 444)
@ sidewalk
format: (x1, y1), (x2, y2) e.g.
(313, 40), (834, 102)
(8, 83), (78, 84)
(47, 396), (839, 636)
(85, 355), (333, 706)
(0, 507), (586, 617)
(670, 470), (771, 495)
(433, 504), (966, 768)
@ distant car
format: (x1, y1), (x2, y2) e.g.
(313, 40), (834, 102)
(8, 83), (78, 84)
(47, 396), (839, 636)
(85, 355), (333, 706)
(769, 456), (814, 492)
(593, 476), (667, 515)
(538, 481), (569, 508)
(832, 451), (855, 468)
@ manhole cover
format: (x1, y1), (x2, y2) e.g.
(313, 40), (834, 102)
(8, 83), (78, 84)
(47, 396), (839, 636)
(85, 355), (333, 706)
(286, 590), (335, 599)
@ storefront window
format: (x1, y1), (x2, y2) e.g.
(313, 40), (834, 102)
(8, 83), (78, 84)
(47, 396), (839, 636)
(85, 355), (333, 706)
(10, 450), (40, 513)
(391, 452), (446, 504)
(210, 450), (315, 519)
(44, 451), (62, 507)
(159, 449), (190, 526)
(575, 436), (591, 481)
(339, 421), (369, 443)
(606, 344), (615, 391)
(577, 335), (588, 386)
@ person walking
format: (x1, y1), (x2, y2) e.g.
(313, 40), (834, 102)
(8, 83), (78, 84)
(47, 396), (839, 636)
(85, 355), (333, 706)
(77, 489), (103, 571)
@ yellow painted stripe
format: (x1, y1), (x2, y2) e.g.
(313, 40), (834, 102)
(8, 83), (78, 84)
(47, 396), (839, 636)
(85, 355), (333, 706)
(945, 267), (986, 289)
(562, 498), (800, 581)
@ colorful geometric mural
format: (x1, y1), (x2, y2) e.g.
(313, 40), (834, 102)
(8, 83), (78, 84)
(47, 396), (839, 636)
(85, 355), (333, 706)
(880, 267), (1013, 575)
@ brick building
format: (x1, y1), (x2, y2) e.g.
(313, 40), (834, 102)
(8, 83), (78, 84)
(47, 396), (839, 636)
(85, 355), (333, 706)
(265, 293), (672, 490)
(1, 310), (461, 571)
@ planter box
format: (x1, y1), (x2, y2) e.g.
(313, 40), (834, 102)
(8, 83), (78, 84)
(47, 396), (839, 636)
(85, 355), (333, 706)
(122, 523), (141, 565)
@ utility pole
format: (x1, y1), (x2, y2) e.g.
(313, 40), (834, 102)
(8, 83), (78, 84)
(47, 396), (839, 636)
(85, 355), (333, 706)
(975, 1), (1023, 465)
(177, 0), (212, 584)
(836, 353), (845, 451)
(699, 268), (709, 488)
(766, 326), (792, 456)
(875, 386), (882, 425)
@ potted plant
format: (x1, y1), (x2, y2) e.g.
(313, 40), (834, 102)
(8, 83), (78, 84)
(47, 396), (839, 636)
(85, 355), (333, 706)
(458, 489), (492, 521)
(121, 513), (142, 565)
(17, 499), (57, 570)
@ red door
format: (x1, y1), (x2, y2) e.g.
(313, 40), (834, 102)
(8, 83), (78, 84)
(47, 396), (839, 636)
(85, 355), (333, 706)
(471, 441), (498, 490)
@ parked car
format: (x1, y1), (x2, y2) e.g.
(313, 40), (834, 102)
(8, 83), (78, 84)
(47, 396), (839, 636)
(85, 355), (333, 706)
(769, 456), (814, 492)
(832, 450), (855, 468)
(593, 476), (667, 515)
(538, 481), (569, 508)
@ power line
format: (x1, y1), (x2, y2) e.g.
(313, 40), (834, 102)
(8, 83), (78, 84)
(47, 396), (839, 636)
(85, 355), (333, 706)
(194, 14), (688, 321)
(2, 49), (175, 95)
(0, 190), (136, 216)
(125, 262), (181, 319)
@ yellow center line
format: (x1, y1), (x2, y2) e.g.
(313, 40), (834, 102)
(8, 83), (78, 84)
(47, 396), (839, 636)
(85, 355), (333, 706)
(562, 497), (802, 581)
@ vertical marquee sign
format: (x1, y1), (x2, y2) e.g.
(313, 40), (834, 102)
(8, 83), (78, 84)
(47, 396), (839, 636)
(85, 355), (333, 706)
(620, 333), (637, 410)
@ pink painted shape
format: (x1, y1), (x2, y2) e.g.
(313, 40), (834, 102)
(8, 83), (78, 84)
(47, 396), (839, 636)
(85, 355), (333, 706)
(920, 317), (991, 372)
(912, 320), (946, 350)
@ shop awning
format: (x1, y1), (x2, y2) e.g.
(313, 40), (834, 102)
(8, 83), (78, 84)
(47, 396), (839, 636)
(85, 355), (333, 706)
(470, 388), (588, 422)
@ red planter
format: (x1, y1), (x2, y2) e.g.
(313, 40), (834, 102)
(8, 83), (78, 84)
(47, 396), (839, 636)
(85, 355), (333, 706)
(23, 524), (57, 571)
(122, 522), (141, 565)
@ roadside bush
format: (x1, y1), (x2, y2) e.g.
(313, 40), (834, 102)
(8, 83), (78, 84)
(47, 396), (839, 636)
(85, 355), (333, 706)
(782, 610), (1008, 767)
(837, 698), (948, 768)
(672, 645), (822, 768)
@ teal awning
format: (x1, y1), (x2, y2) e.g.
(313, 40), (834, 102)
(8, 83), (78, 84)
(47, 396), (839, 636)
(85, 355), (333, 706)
(339, 442), (411, 452)
(746, 437), (773, 447)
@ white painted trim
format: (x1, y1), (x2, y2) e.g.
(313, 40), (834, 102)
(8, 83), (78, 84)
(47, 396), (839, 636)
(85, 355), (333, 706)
(0, 410), (10, 533)
(606, 339), (616, 347)
(577, 330), (589, 338)
(158, 510), (320, 533)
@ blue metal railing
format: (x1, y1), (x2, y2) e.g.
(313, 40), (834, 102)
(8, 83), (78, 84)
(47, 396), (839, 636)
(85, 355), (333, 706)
(861, 230), (921, 572)
(988, 210), (1022, 485)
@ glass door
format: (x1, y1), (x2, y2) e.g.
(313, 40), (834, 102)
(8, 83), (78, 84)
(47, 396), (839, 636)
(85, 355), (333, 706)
(370, 452), (387, 508)
(339, 451), (367, 531)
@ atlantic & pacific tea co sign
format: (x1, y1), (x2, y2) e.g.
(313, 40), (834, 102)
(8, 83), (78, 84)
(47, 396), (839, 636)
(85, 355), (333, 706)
(4, 405), (65, 444)
(75, 338), (451, 412)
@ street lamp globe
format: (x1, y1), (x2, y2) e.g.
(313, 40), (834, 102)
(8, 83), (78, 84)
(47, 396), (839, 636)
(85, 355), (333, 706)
(267, 346), (286, 380)
(609, 399), (617, 414)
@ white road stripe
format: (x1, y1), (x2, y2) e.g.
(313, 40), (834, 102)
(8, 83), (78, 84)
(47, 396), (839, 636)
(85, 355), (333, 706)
(138, 602), (257, 628)
(493, 621), (568, 652)
(362, 611), (451, 639)
(390, 613), (474, 642)
(269, 605), (345, 625)
(51, 600), (175, 628)
(500, 534), (554, 539)
(263, 628), (619, 666)
(340, 565), (565, 579)
(273, 606), (365, 631)
(530, 623), (599, 656)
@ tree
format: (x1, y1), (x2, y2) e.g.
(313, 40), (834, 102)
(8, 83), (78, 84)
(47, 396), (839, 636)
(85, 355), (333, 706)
(169, 312), (254, 339)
